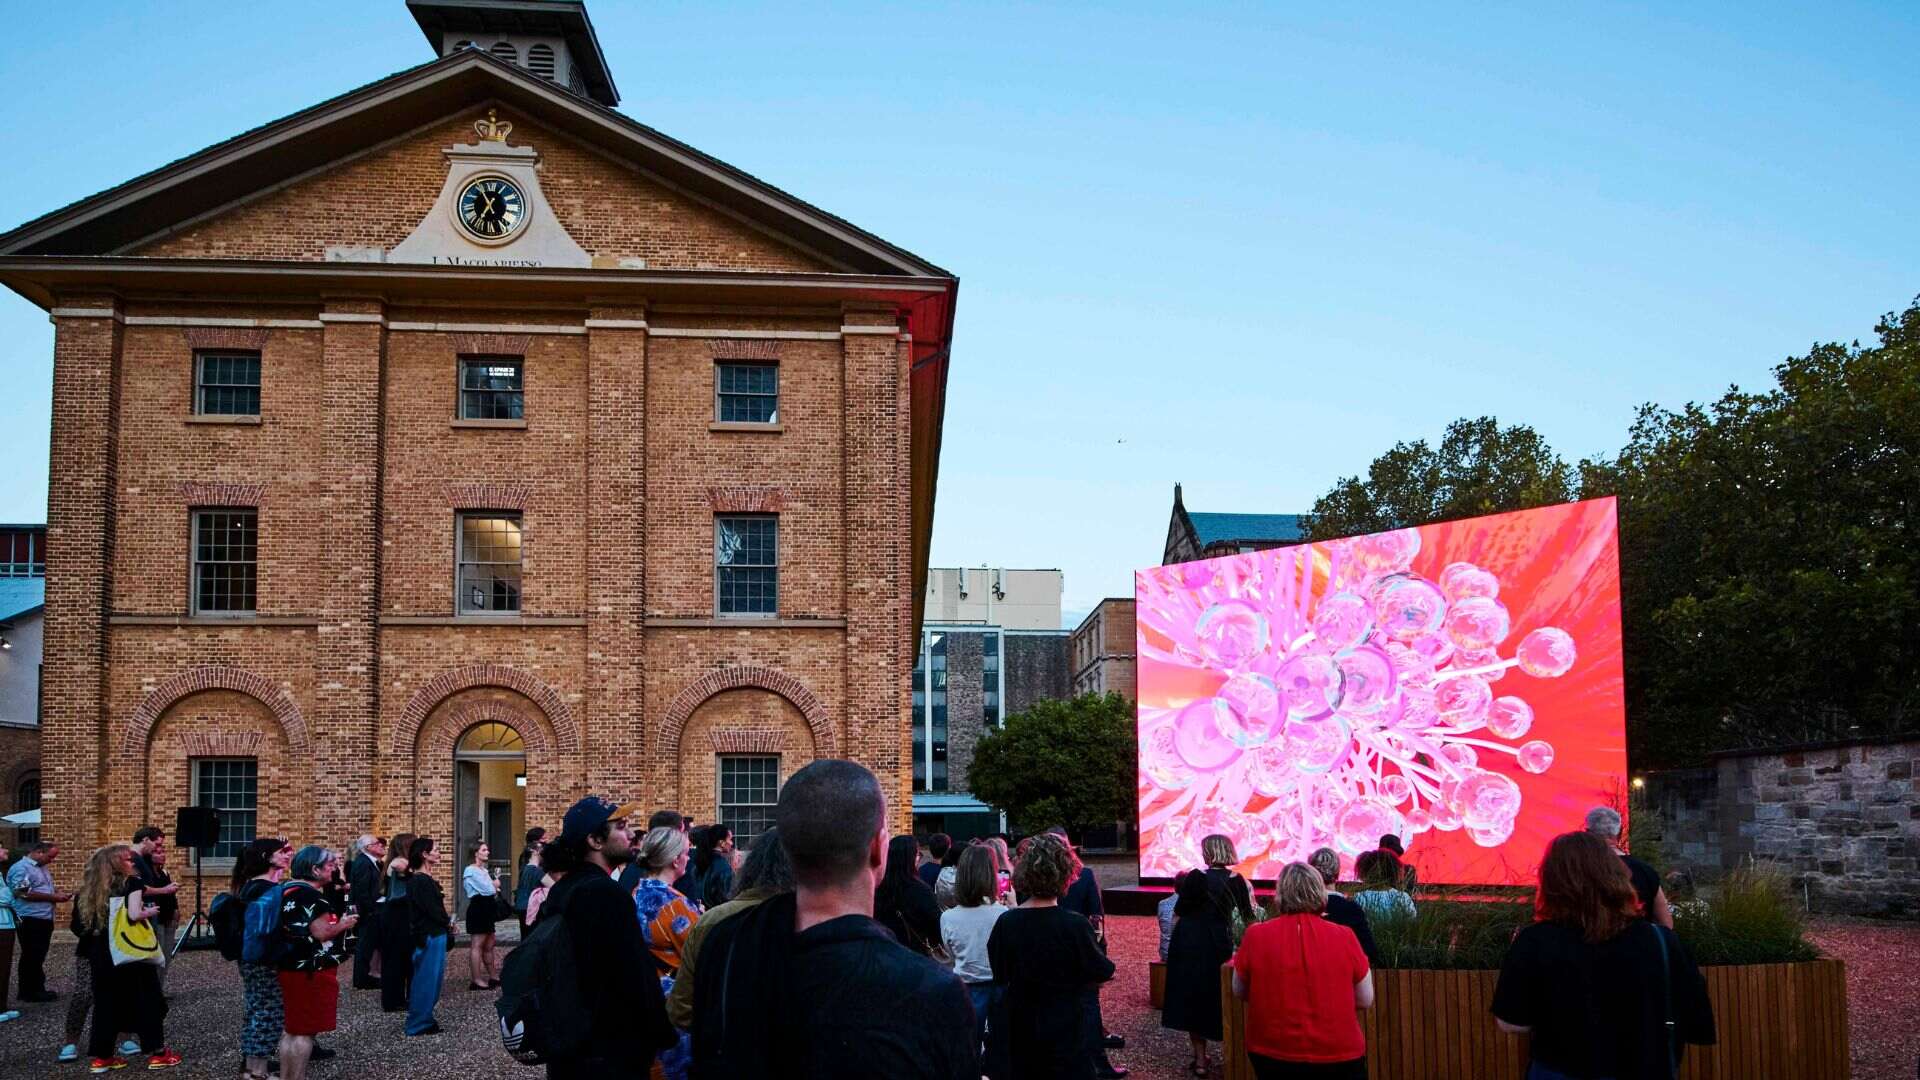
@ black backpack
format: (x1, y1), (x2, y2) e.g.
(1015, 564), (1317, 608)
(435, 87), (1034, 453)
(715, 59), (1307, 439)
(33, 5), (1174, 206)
(495, 908), (591, 1065)
(208, 892), (247, 962)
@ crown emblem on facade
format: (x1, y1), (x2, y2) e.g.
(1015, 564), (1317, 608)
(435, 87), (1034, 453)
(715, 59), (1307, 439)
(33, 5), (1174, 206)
(474, 109), (513, 143)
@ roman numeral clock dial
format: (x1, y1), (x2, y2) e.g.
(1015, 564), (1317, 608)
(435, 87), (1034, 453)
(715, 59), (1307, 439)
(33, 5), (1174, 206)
(457, 176), (526, 240)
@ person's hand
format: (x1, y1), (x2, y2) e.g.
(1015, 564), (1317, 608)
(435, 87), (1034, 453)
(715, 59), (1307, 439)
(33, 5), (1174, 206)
(56, 890), (75, 902)
(153, 883), (180, 895)
(339, 913), (360, 930)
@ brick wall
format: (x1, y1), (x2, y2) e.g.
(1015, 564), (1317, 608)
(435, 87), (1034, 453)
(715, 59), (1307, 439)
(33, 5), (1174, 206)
(136, 112), (830, 273)
(1644, 736), (1920, 918)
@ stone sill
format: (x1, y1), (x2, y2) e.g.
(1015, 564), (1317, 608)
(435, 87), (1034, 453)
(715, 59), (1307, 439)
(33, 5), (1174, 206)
(379, 615), (586, 626)
(451, 418), (529, 430)
(109, 614), (318, 627)
(708, 422), (783, 434)
(645, 617), (846, 629)
(186, 415), (263, 426)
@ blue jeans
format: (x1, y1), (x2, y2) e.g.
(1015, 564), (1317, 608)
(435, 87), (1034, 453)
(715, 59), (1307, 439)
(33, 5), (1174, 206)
(406, 934), (447, 1035)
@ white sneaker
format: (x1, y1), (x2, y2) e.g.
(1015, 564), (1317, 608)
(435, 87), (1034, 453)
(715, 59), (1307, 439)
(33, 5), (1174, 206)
(58, 1044), (80, 1062)
(0, 1010), (21, 1022)
(120, 1040), (141, 1056)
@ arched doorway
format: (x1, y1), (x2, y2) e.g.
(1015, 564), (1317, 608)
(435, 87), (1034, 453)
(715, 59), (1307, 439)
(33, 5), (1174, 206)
(453, 721), (525, 916)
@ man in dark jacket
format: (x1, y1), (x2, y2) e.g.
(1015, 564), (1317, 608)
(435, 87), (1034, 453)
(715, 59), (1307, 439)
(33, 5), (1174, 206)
(347, 834), (386, 989)
(542, 797), (675, 1079)
(691, 760), (978, 1080)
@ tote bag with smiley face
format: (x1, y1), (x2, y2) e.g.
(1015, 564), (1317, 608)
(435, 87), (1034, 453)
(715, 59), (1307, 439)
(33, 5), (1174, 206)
(108, 894), (166, 967)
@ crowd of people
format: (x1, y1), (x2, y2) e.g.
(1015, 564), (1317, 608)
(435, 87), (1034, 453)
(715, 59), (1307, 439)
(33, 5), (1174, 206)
(0, 781), (1718, 1080)
(1158, 810), (1715, 1079)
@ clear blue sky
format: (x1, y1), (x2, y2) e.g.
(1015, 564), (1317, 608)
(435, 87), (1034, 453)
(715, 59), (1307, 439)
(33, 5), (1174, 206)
(2, 2), (1915, 627)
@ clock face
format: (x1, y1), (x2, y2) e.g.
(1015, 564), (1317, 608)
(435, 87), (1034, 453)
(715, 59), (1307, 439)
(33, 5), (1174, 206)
(457, 176), (526, 240)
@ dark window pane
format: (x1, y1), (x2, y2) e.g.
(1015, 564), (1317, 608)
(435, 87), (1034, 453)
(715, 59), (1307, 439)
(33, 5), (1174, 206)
(716, 363), (778, 423)
(196, 352), (261, 416)
(193, 510), (258, 613)
(459, 358), (525, 419)
(192, 758), (259, 859)
(718, 755), (779, 847)
(716, 516), (777, 615)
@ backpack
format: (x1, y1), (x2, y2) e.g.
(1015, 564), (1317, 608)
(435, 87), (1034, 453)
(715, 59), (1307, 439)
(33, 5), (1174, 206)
(209, 892), (247, 961)
(240, 882), (291, 966)
(495, 905), (591, 1065)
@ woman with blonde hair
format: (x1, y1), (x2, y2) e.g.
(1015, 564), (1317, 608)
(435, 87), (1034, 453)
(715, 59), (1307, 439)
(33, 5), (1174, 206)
(1230, 863), (1373, 1079)
(1162, 833), (1254, 1077)
(987, 832), (1115, 1079)
(633, 826), (699, 1080)
(75, 844), (179, 1071)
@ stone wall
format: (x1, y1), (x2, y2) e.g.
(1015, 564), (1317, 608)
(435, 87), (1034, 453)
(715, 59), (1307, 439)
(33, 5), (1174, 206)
(1004, 633), (1070, 714)
(1645, 736), (1919, 918)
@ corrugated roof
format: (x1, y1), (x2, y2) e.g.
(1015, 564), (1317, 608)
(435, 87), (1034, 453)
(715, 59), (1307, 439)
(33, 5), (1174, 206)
(1188, 512), (1307, 546)
(0, 577), (45, 623)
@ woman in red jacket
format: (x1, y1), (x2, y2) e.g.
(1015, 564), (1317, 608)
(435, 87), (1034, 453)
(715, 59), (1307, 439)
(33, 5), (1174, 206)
(1229, 862), (1374, 1079)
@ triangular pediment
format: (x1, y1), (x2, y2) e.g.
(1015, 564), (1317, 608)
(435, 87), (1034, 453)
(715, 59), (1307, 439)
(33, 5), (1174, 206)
(0, 50), (945, 278)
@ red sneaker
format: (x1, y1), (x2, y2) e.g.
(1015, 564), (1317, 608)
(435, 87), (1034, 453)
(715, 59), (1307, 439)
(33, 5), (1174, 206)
(145, 1049), (182, 1070)
(88, 1058), (127, 1074)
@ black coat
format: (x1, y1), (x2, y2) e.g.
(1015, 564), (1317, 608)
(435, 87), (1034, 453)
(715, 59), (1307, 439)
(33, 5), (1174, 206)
(348, 852), (383, 914)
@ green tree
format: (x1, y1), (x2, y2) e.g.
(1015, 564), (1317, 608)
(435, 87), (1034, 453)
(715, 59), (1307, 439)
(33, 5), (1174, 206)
(1583, 300), (1920, 766)
(1303, 416), (1576, 540)
(968, 692), (1136, 834)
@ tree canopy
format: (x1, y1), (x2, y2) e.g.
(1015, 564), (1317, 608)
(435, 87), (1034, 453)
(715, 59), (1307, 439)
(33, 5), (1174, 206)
(968, 692), (1136, 834)
(1304, 416), (1576, 542)
(1302, 300), (1920, 767)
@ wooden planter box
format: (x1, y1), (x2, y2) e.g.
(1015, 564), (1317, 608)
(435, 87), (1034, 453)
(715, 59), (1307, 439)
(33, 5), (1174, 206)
(1221, 958), (1850, 1080)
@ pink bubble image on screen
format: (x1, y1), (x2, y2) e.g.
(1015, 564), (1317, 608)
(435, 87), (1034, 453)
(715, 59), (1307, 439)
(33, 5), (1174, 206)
(1135, 498), (1626, 886)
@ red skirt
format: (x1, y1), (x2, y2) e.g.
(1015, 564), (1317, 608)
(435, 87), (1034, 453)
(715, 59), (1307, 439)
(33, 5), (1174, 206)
(278, 967), (339, 1036)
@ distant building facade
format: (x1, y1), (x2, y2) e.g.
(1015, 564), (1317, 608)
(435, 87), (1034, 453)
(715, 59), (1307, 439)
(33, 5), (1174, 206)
(1162, 483), (1307, 564)
(912, 568), (1069, 838)
(1070, 598), (1136, 700)
(0, 524), (45, 845)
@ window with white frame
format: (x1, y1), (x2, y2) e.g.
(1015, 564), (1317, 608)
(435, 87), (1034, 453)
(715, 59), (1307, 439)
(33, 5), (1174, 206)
(192, 509), (258, 615)
(191, 758), (258, 859)
(717, 755), (778, 847)
(457, 513), (523, 614)
(715, 362), (778, 424)
(715, 515), (777, 616)
(194, 351), (261, 416)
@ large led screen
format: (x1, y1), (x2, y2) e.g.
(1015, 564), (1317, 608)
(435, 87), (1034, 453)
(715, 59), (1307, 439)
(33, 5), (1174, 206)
(1136, 498), (1625, 886)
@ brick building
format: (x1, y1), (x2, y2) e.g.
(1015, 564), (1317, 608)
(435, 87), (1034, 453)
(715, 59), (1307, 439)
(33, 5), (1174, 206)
(911, 568), (1068, 838)
(0, 2), (956, 895)
(1069, 597), (1136, 700)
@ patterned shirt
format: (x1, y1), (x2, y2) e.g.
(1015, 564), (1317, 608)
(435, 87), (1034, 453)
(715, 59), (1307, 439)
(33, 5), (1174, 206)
(633, 877), (699, 974)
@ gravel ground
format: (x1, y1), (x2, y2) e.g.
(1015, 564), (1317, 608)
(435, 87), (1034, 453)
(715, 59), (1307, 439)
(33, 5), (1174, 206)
(1805, 914), (1920, 1080)
(0, 914), (1909, 1079)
